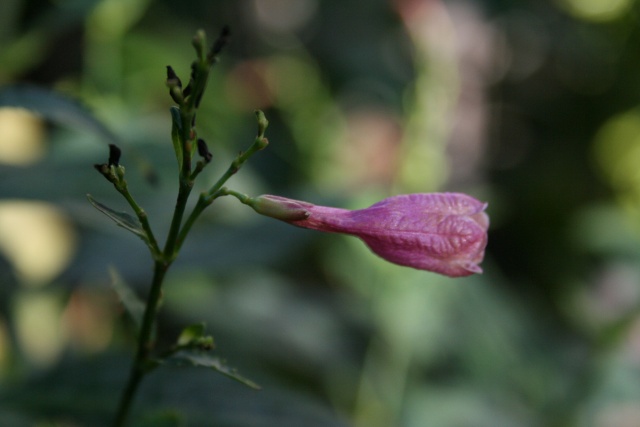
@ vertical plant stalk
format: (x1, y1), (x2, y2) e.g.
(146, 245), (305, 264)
(109, 27), (234, 427)
(111, 180), (195, 426)
(113, 261), (168, 427)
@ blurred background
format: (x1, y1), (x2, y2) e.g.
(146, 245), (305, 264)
(1, 0), (640, 426)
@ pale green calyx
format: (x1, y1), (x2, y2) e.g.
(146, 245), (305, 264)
(248, 195), (312, 221)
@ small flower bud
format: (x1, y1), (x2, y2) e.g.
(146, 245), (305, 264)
(207, 26), (231, 62)
(166, 66), (184, 104)
(93, 163), (116, 184)
(192, 29), (207, 60)
(183, 81), (192, 98)
(168, 86), (184, 104)
(108, 144), (121, 166)
(94, 163), (109, 175)
(166, 65), (182, 88)
(116, 165), (126, 180)
(197, 138), (212, 163)
(255, 110), (269, 137)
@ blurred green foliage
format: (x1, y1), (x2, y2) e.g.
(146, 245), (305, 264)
(1, 0), (640, 426)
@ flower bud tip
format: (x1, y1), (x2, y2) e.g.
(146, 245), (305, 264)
(197, 138), (212, 163)
(108, 144), (121, 166)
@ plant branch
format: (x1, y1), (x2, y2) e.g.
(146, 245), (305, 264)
(112, 261), (168, 427)
(110, 27), (240, 427)
(205, 111), (269, 199)
(174, 112), (269, 251)
(163, 179), (194, 260)
(113, 176), (161, 259)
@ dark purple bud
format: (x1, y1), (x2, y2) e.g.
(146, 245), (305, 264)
(166, 66), (184, 104)
(208, 26), (231, 60)
(166, 65), (182, 88)
(183, 82), (192, 98)
(197, 138), (212, 163)
(108, 144), (121, 166)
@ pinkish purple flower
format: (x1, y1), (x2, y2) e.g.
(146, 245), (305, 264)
(248, 193), (489, 277)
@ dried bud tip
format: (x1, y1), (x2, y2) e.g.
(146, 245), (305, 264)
(166, 66), (182, 87)
(183, 82), (192, 98)
(197, 138), (212, 163)
(209, 26), (231, 59)
(108, 144), (121, 166)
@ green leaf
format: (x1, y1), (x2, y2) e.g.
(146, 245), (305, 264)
(163, 350), (260, 390)
(176, 323), (207, 347)
(87, 194), (150, 244)
(109, 267), (144, 331)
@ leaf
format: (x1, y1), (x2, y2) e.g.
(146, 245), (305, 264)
(87, 194), (150, 244)
(0, 84), (119, 144)
(176, 323), (209, 347)
(164, 350), (260, 390)
(109, 267), (144, 331)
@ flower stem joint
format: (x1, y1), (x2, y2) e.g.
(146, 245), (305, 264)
(248, 193), (489, 278)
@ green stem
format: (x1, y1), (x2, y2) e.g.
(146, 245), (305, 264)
(163, 179), (194, 260)
(203, 111), (268, 199)
(174, 132), (268, 252)
(112, 174), (194, 427)
(175, 193), (209, 252)
(219, 188), (250, 204)
(111, 135), (265, 425)
(112, 261), (169, 427)
(115, 180), (161, 259)
(207, 138), (269, 199)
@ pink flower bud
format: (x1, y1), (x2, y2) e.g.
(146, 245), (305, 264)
(249, 193), (489, 277)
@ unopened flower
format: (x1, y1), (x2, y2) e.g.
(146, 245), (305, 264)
(247, 193), (489, 277)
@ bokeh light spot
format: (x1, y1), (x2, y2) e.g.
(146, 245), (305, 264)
(557, 0), (633, 22)
(14, 291), (66, 367)
(253, 0), (318, 33)
(0, 201), (77, 286)
(0, 108), (46, 165)
(592, 109), (640, 229)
